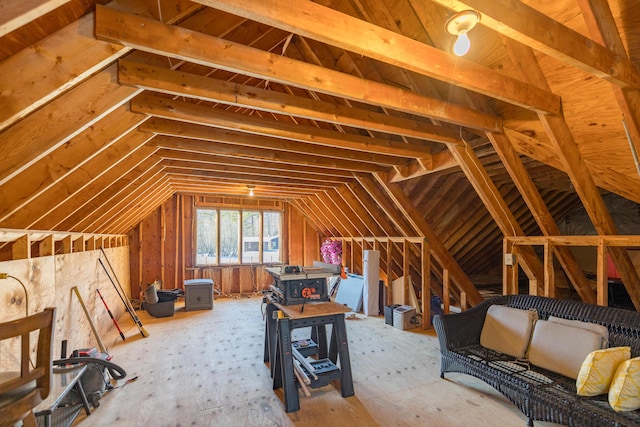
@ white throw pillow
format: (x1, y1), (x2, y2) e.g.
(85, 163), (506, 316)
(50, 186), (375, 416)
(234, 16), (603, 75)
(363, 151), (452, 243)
(480, 305), (538, 359)
(528, 320), (603, 379)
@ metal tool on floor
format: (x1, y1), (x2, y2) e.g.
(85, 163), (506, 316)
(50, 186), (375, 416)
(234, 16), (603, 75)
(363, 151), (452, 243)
(98, 250), (149, 338)
(97, 288), (126, 342)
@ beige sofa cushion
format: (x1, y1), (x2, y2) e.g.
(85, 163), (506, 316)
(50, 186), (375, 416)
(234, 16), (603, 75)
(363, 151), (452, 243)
(528, 319), (603, 379)
(480, 305), (537, 359)
(548, 315), (609, 348)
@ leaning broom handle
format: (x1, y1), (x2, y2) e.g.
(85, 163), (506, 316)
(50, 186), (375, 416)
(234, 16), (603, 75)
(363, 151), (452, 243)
(98, 258), (149, 338)
(97, 288), (126, 342)
(72, 286), (108, 354)
(100, 248), (138, 313)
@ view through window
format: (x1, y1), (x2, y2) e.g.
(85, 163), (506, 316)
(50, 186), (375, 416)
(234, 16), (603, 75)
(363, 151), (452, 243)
(196, 208), (281, 265)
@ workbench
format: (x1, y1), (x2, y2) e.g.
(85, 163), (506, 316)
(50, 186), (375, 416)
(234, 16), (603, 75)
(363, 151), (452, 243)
(263, 298), (354, 412)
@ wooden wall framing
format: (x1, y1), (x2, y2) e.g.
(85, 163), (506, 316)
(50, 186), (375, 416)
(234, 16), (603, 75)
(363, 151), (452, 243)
(0, 228), (127, 261)
(339, 236), (431, 328)
(128, 194), (321, 299)
(504, 235), (640, 309)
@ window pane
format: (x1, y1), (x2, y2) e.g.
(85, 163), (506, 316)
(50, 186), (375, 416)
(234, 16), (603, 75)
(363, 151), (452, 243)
(242, 211), (260, 263)
(262, 211), (281, 263)
(196, 209), (217, 265)
(220, 210), (240, 264)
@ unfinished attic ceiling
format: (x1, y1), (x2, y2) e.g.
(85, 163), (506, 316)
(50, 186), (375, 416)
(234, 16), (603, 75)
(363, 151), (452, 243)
(1, 0), (640, 295)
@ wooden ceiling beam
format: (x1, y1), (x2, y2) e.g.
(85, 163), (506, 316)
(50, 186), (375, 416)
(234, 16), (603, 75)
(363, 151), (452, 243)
(58, 159), (164, 232)
(0, 64), (140, 185)
(151, 138), (383, 176)
(305, 195), (345, 236)
(165, 173), (323, 194)
(292, 198), (332, 236)
(432, 0), (640, 89)
(488, 131), (596, 303)
(196, 0), (561, 115)
(389, 151), (460, 182)
(447, 143), (544, 284)
(345, 182), (401, 237)
(161, 159), (349, 185)
(130, 93), (431, 159)
(0, 0), (71, 37)
(505, 128), (640, 203)
(542, 114), (640, 309)
(333, 187), (381, 237)
(112, 186), (177, 235)
(316, 192), (359, 236)
(289, 198), (328, 235)
(24, 132), (155, 231)
(94, 5), (501, 132)
(162, 167), (338, 189)
(0, 8), (126, 130)
(142, 119), (403, 167)
(578, 0), (640, 181)
(118, 60), (462, 145)
(0, 2), (199, 131)
(98, 176), (174, 234)
(61, 160), (165, 234)
(325, 189), (372, 237)
(168, 182), (316, 198)
(155, 149), (354, 179)
(0, 106), (147, 222)
(355, 174), (416, 237)
(502, 33), (640, 310)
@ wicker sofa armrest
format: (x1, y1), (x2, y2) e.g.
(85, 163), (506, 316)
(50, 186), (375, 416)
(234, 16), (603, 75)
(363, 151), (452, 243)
(433, 300), (492, 351)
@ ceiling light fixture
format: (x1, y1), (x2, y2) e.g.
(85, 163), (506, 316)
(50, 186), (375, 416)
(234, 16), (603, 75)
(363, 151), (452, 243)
(445, 10), (480, 57)
(247, 185), (255, 197)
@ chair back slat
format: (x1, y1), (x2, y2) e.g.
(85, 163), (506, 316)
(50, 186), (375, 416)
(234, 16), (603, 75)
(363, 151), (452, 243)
(0, 307), (56, 426)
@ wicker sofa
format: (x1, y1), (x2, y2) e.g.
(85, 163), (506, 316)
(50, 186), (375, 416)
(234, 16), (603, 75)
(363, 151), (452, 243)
(433, 295), (640, 427)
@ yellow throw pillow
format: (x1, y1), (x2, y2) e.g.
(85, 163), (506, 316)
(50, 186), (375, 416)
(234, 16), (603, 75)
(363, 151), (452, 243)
(609, 356), (640, 412)
(576, 347), (630, 396)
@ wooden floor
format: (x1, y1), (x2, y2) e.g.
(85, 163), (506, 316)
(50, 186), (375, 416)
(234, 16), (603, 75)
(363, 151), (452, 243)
(74, 296), (560, 427)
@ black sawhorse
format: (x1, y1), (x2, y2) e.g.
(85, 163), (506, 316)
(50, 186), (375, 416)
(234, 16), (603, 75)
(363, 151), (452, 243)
(263, 300), (354, 412)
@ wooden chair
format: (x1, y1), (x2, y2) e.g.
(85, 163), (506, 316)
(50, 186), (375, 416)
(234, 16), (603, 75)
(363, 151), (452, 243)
(0, 307), (56, 427)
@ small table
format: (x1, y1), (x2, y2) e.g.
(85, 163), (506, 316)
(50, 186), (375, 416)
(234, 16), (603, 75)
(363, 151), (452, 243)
(263, 299), (354, 412)
(35, 364), (91, 427)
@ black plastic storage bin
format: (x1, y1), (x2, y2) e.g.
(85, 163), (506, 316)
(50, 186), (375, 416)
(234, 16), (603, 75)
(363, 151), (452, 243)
(144, 289), (183, 318)
(157, 289), (182, 302)
(144, 300), (175, 318)
(384, 304), (401, 326)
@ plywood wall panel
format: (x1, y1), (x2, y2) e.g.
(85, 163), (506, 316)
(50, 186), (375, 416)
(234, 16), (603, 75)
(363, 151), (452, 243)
(0, 247), (129, 371)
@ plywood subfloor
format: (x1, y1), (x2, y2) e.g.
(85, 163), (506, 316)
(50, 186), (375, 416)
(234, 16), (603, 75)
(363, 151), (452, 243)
(73, 297), (561, 427)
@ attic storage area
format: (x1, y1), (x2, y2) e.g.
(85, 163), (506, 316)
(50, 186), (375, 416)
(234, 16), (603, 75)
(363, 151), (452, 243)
(2, 0), (640, 425)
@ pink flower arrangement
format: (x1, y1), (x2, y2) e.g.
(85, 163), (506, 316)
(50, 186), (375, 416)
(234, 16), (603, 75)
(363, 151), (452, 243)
(320, 238), (342, 265)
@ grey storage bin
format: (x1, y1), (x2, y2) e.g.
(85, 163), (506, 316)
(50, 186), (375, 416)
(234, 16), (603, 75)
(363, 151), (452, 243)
(184, 279), (214, 311)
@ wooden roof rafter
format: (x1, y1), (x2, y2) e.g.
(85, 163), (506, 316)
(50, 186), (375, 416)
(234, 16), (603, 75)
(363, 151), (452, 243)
(94, 5), (502, 133)
(498, 29), (640, 310)
(196, 0), (561, 115)
(130, 93), (434, 159)
(117, 60), (463, 145)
